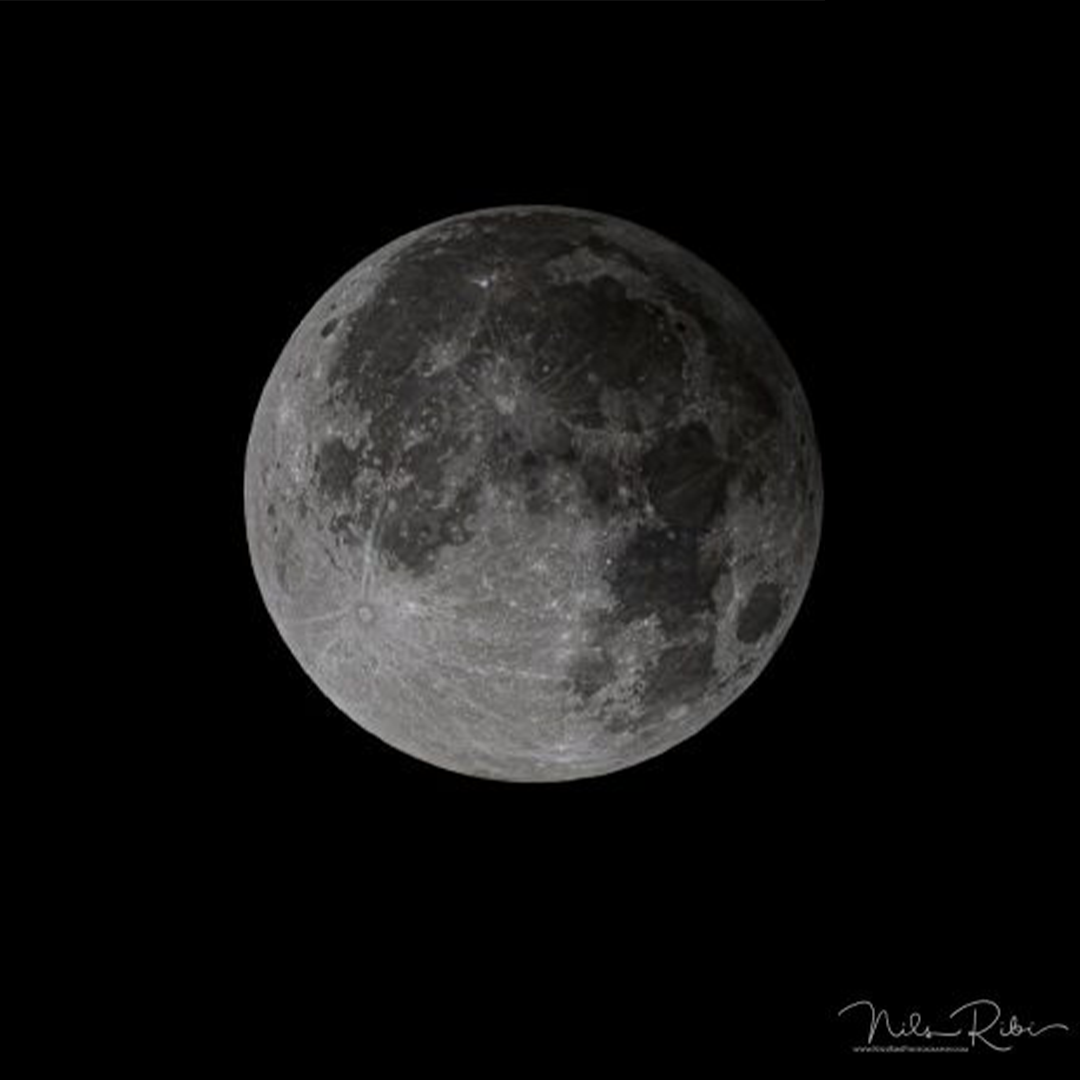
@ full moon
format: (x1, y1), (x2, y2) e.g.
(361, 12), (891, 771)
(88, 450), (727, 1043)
(244, 207), (822, 781)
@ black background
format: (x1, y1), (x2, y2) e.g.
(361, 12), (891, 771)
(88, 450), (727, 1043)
(42, 23), (1073, 1071)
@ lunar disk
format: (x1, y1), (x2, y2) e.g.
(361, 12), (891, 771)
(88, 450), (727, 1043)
(244, 206), (822, 781)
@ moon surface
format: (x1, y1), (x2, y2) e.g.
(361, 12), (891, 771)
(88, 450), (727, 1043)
(244, 206), (822, 781)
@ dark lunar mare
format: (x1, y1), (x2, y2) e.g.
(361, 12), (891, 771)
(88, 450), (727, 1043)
(736, 582), (784, 644)
(314, 210), (687, 576)
(574, 527), (729, 737)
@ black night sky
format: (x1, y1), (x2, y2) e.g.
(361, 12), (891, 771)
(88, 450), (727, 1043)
(43, 22), (1074, 1071)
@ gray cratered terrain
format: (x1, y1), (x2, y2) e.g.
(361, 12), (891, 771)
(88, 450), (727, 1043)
(244, 206), (823, 781)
